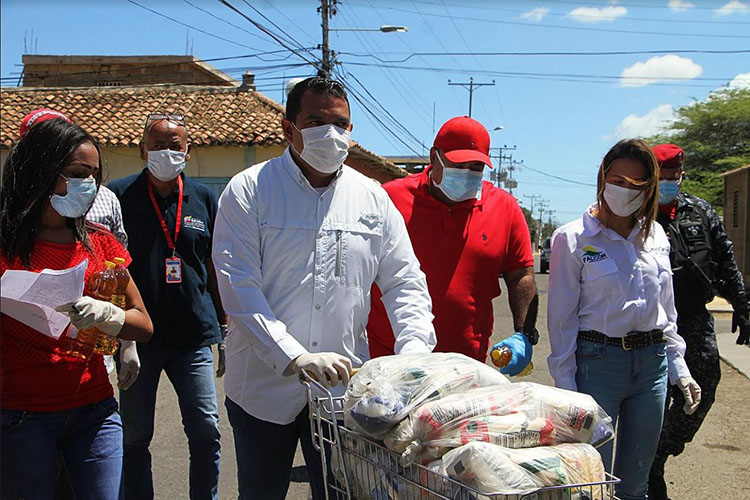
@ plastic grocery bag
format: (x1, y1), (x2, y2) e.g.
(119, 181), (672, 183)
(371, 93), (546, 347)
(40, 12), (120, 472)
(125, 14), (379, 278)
(384, 382), (613, 465)
(343, 353), (508, 438)
(442, 442), (606, 498)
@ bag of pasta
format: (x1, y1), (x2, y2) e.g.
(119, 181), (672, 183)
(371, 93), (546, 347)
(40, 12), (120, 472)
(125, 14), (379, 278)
(442, 442), (605, 498)
(343, 353), (508, 438)
(384, 382), (613, 465)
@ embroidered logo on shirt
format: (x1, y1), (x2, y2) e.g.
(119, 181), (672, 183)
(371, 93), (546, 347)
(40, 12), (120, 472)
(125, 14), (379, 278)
(184, 216), (206, 232)
(359, 213), (383, 228)
(581, 245), (608, 263)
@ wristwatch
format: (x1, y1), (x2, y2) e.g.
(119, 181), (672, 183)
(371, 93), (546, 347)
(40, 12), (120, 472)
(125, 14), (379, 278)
(522, 328), (539, 346)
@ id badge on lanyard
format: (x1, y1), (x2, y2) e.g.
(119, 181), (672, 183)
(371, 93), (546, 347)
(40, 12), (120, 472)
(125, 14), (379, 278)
(148, 176), (184, 284)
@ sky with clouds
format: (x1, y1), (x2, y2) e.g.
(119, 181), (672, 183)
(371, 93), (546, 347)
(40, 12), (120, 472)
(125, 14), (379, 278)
(1, 0), (749, 222)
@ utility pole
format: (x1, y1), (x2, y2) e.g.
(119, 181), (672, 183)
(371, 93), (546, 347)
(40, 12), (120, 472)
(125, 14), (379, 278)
(448, 77), (495, 117)
(537, 201), (549, 249)
(523, 194), (540, 218)
(318, 0), (338, 77)
(489, 145), (516, 188)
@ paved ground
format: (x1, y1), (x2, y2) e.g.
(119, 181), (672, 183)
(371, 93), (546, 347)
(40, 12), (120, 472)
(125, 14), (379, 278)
(142, 259), (749, 499)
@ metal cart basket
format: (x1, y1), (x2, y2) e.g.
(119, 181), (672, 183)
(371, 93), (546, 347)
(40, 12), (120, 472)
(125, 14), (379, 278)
(301, 371), (620, 500)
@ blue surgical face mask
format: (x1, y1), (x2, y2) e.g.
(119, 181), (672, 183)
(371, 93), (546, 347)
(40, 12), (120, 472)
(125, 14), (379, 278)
(434, 154), (484, 202)
(50, 175), (97, 218)
(658, 179), (681, 204)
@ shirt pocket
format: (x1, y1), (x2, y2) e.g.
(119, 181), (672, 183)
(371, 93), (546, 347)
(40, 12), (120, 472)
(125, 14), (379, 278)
(328, 218), (383, 289)
(581, 259), (623, 296)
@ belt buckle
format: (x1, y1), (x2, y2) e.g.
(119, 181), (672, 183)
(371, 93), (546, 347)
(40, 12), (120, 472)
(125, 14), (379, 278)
(621, 336), (632, 351)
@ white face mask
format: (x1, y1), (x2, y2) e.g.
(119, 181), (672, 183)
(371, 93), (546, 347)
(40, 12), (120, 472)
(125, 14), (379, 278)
(147, 149), (187, 181)
(434, 154), (484, 202)
(603, 182), (645, 217)
(49, 175), (97, 218)
(292, 123), (351, 174)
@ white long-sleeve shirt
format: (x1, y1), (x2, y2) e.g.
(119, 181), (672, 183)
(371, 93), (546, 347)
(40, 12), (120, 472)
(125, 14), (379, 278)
(212, 148), (436, 424)
(547, 204), (690, 392)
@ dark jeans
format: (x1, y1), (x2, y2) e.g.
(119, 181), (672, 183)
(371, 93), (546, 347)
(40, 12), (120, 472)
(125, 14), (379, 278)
(226, 397), (336, 500)
(0, 397), (123, 500)
(118, 344), (221, 500)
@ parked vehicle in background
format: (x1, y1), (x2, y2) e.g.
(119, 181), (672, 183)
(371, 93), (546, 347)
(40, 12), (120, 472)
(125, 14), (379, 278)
(540, 238), (551, 274)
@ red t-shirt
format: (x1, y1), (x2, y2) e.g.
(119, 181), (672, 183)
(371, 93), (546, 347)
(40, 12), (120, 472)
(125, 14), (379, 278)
(1, 228), (131, 411)
(368, 168), (534, 361)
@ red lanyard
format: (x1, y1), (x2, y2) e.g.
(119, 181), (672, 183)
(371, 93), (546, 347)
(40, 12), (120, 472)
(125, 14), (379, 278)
(147, 175), (183, 256)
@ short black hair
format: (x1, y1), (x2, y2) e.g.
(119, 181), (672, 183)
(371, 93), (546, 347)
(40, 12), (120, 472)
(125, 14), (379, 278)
(285, 77), (349, 123)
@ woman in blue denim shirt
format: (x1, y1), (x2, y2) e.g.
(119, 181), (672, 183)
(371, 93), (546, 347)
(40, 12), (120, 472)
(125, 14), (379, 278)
(546, 139), (701, 500)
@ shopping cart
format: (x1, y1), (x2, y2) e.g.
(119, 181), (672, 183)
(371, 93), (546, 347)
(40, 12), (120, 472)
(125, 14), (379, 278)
(300, 371), (620, 500)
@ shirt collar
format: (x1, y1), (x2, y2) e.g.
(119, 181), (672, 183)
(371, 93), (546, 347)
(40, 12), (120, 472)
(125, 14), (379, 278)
(138, 168), (191, 200)
(582, 202), (644, 242)
(281, 147), (343, 194)
(417, 165), (486, 208)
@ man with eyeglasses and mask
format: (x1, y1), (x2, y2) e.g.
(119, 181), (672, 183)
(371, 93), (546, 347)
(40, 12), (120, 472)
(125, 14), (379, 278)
(211, 76), (436, 499)
(648, 143), (750, 500)
(367, 116), (538, 377)
(109, 113), (226, 500)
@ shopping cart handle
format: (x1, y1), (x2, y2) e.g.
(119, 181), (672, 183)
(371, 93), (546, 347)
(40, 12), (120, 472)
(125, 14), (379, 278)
(302, 367), (360, 385)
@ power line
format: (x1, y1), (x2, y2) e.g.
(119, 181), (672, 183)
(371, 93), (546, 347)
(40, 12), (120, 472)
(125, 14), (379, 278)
(217, 0), (321, 72)
(124, 0), (263, 50)
(0, 51), (309, 83)
(347, 3), (750, 39)
(518, 162), (597, 187)
(406, 0), (750, 24)
(338, 48), (750, 64)
(180, 0), (278, 45)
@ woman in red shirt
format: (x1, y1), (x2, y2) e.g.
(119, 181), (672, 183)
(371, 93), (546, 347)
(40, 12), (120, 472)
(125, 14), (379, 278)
(0, 118), (153, 499)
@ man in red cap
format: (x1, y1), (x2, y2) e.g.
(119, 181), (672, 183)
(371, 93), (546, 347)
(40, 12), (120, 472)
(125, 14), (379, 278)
(367, 116), (538, 375)
(649, 143), (750, 500)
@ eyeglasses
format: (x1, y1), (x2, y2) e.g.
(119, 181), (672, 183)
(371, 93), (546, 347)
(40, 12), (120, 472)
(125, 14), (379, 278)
(144, 113), (186, 129)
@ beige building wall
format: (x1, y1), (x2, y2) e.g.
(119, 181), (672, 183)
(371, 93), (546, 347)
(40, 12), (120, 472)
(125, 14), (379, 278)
(723, 166), (750, 284)
(1, 144), (286, 187)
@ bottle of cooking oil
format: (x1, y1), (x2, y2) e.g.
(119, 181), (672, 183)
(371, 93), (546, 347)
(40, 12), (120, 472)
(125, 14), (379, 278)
(490, 346), (534, 377)
(61, 261), (117, 359)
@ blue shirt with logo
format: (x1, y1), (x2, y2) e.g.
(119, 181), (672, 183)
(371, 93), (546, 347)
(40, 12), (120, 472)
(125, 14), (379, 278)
(110, 170), (221, 349)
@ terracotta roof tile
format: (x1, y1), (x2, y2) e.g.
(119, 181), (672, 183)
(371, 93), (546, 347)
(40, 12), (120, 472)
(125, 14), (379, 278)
(0, 85), (406, 179)
(0, 85), (286, 148)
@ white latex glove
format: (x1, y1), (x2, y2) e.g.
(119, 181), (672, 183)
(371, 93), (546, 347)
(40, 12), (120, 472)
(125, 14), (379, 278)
(55, 297), (125, 336)
(118, 340), (140, 390)
(677, 377), (702, 415)
(288, 352), (353, 388)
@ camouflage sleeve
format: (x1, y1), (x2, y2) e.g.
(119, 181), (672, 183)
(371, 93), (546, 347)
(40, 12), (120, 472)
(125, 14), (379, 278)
(703, 199), (749, 313)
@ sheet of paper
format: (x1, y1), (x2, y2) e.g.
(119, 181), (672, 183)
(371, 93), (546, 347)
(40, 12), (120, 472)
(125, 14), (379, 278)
(1, 259), (87, 339)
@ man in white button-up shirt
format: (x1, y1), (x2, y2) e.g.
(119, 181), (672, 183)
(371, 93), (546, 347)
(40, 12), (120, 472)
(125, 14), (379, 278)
(212, 77), (436, 500)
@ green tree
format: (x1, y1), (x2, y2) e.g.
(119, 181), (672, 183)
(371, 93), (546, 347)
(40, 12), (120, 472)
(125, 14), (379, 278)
(648, 88), (750, 213)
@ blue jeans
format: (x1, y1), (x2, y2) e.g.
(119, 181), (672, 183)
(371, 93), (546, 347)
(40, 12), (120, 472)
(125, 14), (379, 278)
(226, 398), (335, 500)
(0, 397), (123, 500)
(576, 338), (668, 500)
(117, 344), (221, 500)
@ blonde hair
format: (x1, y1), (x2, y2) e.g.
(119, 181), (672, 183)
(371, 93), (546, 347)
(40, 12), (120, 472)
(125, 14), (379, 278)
(596, 139), (659, 240)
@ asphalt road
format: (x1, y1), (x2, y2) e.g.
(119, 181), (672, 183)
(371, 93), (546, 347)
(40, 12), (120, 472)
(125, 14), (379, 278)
(143, 259), (749, 499)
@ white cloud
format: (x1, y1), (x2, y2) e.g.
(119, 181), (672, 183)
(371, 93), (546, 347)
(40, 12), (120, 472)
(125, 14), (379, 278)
(729, 72), (750, 89)
(610, 104), (677, 140)
(566, 5), (627, 23)
(620, 54), (703, 87)
(668, 0), (695, 12)
(714, 0), (750, 16)
(521, 7), (549, 21)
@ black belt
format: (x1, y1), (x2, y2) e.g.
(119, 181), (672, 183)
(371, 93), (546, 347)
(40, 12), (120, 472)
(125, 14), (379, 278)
(578, 329), (665, 351)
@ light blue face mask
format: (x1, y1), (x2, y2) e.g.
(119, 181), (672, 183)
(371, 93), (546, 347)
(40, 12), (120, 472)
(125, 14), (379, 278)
(50, 175), (97, 218)
(434, 154), (484, 202)
(658, 180), (681, 204)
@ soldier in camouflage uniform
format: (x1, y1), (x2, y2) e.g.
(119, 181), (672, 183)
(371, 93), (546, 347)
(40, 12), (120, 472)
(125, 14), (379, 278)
(648, 144), (750, 500)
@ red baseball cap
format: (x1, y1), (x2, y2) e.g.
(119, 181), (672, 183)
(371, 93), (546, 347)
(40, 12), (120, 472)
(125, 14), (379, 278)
(433, 116), (493, 168)
(652, 144), (684, 169)
(19, 109), (71, 139)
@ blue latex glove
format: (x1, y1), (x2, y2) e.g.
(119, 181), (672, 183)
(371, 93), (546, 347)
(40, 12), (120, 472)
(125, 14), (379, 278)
(492, 332), (533, 376)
